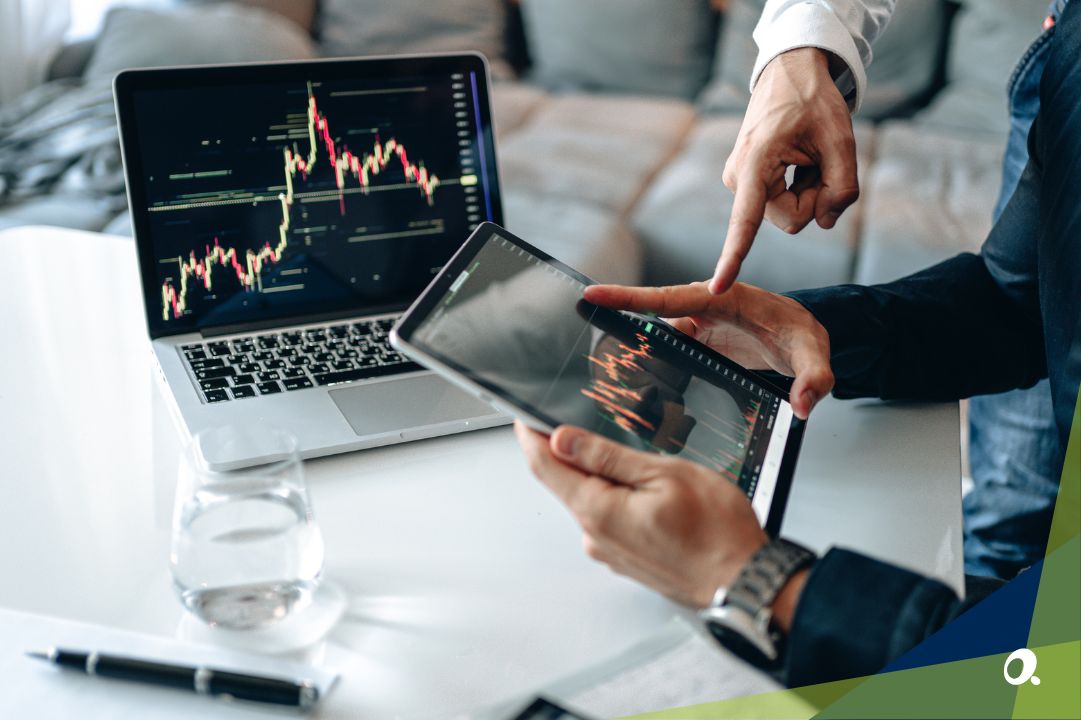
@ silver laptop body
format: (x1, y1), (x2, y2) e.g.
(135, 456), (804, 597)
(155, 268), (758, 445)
(115, 54), (507, 468)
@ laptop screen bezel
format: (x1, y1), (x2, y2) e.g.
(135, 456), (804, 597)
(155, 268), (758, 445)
(114, 53), (503, 340)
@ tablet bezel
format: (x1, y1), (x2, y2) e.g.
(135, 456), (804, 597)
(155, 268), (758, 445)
(392, 222), (804, 534)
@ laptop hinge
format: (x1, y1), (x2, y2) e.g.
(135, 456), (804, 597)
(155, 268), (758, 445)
(198, 306), (405, 338)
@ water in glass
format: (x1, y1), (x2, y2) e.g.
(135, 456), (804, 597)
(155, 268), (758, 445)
(171, 426), (324, 629)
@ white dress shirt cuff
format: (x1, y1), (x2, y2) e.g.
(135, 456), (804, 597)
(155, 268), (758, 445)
(750, 2), (867, 114)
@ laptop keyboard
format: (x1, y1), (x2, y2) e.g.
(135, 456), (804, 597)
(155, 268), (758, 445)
(180, 317), (421, 404)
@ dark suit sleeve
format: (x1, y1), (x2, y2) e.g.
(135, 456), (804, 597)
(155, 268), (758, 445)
(781, 549), (998, 686)
(786, 251), (1046, 401)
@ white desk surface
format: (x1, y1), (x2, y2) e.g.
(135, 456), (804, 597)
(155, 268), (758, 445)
(0, 226), (963, 719)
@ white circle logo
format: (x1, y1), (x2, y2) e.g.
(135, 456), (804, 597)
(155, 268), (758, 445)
(1004, 648), (1041, 686)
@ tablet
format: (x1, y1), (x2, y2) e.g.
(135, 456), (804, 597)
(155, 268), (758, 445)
(391, 223), (804, 534)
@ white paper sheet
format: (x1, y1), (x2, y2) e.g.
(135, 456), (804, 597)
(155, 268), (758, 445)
(0, 608), (339, 719)
(546, 617), (781, 718)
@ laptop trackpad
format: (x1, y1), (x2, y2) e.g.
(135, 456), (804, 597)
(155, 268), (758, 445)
(329, 375), (497, 436)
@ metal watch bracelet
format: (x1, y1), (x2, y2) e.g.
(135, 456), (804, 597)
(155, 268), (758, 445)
(699, 538), (817, 668)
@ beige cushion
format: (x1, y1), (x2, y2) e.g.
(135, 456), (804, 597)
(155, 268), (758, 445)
(631, 117), (874, 291)
(498, 94), (696, 214)
(491, 82), (549, 140)
(502, 191), (643, 285)
(855, 122), (1002, 285)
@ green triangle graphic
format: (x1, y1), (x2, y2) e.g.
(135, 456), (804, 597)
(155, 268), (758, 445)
(620, 391), (1081, 720)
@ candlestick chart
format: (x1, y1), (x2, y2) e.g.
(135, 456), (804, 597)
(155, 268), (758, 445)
(158, 83), (445, 321)
(134, 71), (490, 330)
(581, 331), (764, 485)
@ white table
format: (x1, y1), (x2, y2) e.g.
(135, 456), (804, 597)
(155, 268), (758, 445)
(0, 226), (963, 719)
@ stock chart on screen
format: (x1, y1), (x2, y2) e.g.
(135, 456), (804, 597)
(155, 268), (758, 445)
(411, 235), (785, 498)
(130, 68), (495, 331)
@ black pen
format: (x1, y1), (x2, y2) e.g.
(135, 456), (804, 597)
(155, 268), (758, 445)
(27, 647), (319, 709)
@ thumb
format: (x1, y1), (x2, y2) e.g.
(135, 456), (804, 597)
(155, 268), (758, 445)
(814, 135), (860, 230)
(786, 340), (834, 419)
(550, 426), (656, 486)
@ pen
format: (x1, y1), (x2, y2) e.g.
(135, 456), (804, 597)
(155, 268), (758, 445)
(26, 647), (319, 709)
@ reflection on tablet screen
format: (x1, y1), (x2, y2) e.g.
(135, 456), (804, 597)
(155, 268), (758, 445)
(410, 233), (794, 521)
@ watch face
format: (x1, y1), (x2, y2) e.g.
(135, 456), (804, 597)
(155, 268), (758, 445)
(704, 618), (782, 665)
(703, 613), (780, 670)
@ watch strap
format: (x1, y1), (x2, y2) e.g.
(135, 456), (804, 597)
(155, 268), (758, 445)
(723, 538), (816, 619)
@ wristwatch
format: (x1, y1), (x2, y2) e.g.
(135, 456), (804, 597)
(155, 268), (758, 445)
(699, 538), (816, 669)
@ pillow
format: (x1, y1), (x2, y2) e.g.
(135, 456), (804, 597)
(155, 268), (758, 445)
(916, 0), (1048, 135)
(84, 4), (317, 79)
(699, 0), (950, 120)
(519, 0), (718, 99)
(318, 0), (509, 74)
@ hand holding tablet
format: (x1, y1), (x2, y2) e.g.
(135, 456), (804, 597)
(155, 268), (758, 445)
(391, 223), (825, 535)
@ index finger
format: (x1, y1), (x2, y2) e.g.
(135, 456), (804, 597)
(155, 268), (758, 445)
(583, 282), (725, 318)
(710, 167), (769, 294)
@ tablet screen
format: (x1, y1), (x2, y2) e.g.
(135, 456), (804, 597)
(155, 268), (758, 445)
(403, 229), (799, 526)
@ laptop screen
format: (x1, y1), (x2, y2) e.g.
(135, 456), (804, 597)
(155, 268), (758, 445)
(116, 55), (501, 338)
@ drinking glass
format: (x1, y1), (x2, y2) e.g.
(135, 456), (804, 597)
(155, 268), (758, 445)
(170, 426), (325, 629)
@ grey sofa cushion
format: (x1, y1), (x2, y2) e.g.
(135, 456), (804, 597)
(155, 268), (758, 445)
(700, 0), (948, 120)
(84, 4), (316, 79)
(503, 191), (643, 286)
(318, 0), (509, 75)
(855, 123), (1002, 285)
(631, 117), (875, 291)
(497, 94), (696, 214)
(916, 0), (1047, 136)
(520, 0), (717, 99)
(491, 82), (549, 140)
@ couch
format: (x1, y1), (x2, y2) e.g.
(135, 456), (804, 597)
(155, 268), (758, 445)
(0, 0), (1049, 295)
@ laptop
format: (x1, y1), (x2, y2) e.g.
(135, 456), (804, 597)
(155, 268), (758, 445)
(114, 54), (507, 468)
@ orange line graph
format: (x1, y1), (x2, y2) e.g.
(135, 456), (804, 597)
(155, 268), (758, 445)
(161, 82), (441, 320)
(582, 333), (656, 434)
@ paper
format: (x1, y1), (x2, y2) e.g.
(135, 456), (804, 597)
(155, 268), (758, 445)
(0, 608), (339, 719)
(544, 617), (781, 718)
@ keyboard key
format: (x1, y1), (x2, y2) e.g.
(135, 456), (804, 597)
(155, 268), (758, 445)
(208, 343), (231, 357)
(257, 370), (281, 381)
(283, 377), (314, 391)
(257, 381), (282, 395)
(309, 363), (330, 374)
(184, 349), (207, 361)
(204, 389), (229, 403)
(312, 361), (421, 387)
(189, 357), (224, 370)
(231, 385), (256, 399)
(239, 362), (260, 373)
(233, 373), (255, 386)
(282, 367), (306, 378)
(263, 359), (286, 369)
(314, 352), (335, 362)
(182, 344), (202, 351)
(196, 366), (235, 380)
(331, 360), (356, 371)
(329, 325), (350, 338)
(257, 337), (279, 349)
(200, 378), (230, 390)
(252, 351), (274, 362)
(288, 357), (312, 367)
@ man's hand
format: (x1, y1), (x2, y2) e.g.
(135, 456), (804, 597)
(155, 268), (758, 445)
(584, 281), (833, 419)
(711, 47), (860, 294)
(515, 421), (768, 609)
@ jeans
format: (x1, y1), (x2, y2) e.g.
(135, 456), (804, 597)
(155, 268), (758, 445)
(963, 0), (1066, 579)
